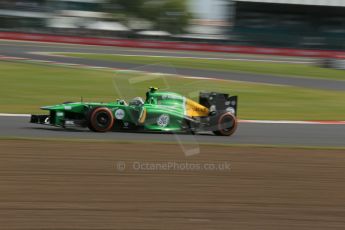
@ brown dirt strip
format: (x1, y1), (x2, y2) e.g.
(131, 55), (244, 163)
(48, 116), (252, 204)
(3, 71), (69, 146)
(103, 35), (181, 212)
(0, 140), (345, 230)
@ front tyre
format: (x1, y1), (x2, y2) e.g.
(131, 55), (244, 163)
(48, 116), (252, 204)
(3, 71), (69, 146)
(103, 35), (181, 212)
(213, 112), (237, 136)
(88, 107), (114, 132)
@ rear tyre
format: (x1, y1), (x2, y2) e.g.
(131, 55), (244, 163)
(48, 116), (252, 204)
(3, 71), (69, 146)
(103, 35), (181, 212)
(213, 112), (237, 136)
(88, 107), (114, 132)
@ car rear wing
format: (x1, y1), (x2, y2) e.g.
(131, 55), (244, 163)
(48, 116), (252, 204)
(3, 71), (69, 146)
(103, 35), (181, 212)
(199, 92), (238, 116)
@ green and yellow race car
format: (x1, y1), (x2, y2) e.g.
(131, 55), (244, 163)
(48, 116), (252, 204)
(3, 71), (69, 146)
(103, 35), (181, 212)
(31, 87), (238, 136)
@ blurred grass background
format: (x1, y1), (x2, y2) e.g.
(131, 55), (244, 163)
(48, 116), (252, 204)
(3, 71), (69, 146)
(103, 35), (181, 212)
(1, 60), (345, 120)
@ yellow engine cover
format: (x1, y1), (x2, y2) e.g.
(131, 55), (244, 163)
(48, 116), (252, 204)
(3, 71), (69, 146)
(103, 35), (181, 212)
(185, 98), (209, 117)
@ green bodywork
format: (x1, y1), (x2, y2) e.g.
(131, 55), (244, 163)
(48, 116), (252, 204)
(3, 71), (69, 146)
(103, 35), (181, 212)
(31, 88), (238, 136)
(40, 89), (190, 131)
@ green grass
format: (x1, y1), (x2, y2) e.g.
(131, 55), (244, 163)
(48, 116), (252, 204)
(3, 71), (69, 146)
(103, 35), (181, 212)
(1, 60), (345, 120)
(57, 52), (345, 81)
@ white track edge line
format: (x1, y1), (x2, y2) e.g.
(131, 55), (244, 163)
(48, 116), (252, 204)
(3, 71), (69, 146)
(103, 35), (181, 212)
(0, 113), (31, 117)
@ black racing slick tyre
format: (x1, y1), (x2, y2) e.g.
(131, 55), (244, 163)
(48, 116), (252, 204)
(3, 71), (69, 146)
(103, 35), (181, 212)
(87, 107), (114, 132)
(213, 112), (238, 136)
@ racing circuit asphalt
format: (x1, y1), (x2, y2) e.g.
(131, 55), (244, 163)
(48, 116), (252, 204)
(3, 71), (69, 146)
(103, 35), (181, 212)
(1, 40), (345, 147)
(1, 116), (345, 147)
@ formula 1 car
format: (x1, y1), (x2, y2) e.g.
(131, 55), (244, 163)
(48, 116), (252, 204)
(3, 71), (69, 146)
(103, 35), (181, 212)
(31, 87), (238, 136)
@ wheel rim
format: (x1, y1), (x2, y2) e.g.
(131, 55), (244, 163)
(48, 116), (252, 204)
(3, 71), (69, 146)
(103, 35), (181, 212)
(95, 112), (111, 128)
(216, 113), (237, 136)
(221, 115), (234, 132)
